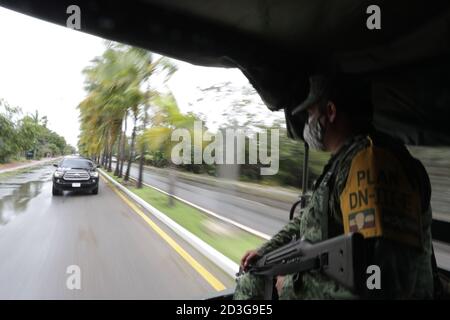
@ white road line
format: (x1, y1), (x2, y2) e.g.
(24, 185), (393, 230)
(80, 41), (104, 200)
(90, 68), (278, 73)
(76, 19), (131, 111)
(128, 175), (271, 240)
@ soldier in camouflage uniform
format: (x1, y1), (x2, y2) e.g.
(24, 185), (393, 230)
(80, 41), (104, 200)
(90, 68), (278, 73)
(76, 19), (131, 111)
(234, 74), (435, 299)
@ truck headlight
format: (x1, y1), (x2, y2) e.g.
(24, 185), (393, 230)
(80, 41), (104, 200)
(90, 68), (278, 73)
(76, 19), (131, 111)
(54, 171), (64, 178)
(90, 171), (99, 178)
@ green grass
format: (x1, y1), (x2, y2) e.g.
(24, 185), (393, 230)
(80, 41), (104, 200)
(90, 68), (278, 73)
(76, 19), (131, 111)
(104, 171), (265, 263)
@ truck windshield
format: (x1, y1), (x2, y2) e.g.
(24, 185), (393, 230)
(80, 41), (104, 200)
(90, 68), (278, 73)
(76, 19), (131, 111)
(60, 159), (94, 169)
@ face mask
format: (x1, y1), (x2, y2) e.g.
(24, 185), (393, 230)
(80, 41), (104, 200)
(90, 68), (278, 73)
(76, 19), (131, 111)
(303, 112), (326, 151)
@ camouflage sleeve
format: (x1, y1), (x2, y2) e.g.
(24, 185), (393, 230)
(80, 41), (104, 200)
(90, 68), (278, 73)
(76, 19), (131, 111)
(328, 158), (352, 235)
(256, 214), (302, 256)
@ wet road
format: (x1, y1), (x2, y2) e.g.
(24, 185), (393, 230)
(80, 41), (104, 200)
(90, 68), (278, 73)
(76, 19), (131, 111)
(0, 164), (233, 299)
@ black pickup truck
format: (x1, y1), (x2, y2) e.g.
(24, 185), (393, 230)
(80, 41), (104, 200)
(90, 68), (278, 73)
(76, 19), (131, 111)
(52, 156), (99, 196)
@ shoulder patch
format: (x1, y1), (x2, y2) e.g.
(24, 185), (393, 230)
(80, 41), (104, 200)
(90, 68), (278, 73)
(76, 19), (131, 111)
(339, 143), (423, 248)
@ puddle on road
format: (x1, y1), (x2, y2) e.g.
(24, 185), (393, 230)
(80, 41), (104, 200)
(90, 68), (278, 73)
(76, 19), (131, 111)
(0, 165), (53, 226)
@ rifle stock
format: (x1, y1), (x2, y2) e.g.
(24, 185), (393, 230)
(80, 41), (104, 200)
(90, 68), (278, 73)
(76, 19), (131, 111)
(248, 233), (366, 297)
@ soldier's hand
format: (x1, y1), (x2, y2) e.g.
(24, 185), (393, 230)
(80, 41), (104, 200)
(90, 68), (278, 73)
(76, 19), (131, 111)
(276, 276), (285, 295)
(240, 250), (260, 271)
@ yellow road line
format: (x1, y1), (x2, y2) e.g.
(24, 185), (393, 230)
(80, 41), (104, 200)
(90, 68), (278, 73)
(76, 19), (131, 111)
(100, 175), (226, 291)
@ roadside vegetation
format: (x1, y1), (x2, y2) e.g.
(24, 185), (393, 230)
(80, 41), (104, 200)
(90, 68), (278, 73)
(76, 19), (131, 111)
(0, 99), (75, 164)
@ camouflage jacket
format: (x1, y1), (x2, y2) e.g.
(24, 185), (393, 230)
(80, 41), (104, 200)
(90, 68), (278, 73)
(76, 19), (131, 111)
(256, 132), (434, 299)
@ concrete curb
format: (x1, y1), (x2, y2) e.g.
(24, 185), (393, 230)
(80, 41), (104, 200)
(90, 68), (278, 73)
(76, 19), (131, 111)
(99, 169), (240, 279)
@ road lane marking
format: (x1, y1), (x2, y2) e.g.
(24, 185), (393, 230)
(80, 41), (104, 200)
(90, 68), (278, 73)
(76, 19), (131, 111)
(101, 176), (227, 291)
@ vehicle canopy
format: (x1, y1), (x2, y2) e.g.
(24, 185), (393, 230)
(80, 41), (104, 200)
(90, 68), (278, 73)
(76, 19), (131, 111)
(2, 1), (449, 299)
(1, 0), (449, 146)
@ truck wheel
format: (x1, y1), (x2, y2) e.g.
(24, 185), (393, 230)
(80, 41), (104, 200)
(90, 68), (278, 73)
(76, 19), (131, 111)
(52, 185), (62, 196)
(92, 187), (99, 195)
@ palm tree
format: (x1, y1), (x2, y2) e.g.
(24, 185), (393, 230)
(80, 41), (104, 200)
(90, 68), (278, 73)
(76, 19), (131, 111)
(78, 43), (177, 181)
(137, 88), (150, 188)
(79, 44), (133, 171)
(135, 54), (177, 188)
(124, 87), (143, 181)
(142, 93), (197, 204)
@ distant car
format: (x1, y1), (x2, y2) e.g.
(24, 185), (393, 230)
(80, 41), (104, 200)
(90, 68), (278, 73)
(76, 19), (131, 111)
(52, 156), (99, 196)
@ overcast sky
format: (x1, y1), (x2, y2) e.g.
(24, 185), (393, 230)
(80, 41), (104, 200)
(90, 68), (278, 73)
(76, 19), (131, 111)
(0, 6), (282, 148)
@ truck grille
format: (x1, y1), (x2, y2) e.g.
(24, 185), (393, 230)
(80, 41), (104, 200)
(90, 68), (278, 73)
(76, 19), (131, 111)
(63, 170), (90, 181)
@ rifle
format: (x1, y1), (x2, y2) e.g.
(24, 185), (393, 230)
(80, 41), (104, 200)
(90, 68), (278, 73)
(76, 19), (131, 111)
(247, 233), (366, 299)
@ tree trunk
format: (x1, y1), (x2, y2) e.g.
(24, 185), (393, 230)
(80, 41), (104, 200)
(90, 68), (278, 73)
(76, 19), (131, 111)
(102, 145), (108, 167)
(119, 112), (127, 178)
(114, 127), (123, 176)
(107, 149), (113, 172)
(107, 137), (113, 172)
(124, 116), (137, 182)
(167, 164), (176, 207)
(137, 144), (145, 188)
(137, 103), (149, 189)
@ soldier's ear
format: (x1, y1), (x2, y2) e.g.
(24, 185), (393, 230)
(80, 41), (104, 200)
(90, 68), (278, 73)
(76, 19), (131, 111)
(326, 101), (337, 123)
